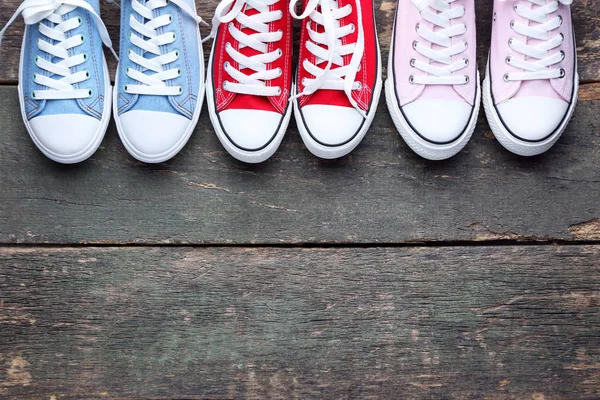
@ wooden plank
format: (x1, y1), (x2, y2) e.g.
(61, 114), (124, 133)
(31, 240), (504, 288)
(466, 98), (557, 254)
(0, 83), (599, 245)
(0, 245), (598, 399)
(0, 0), (599, 83)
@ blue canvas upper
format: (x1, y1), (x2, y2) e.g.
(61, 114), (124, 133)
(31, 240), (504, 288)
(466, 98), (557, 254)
(116, 0), (202, 120)
(20, 0), (108, 121)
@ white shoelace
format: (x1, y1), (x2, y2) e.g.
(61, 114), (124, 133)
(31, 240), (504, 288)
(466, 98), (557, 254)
(502, 0), (573, 82)
(125, 0), (206, 96)
(209, 0), (284, 97)
(0, 0), (117, 100)
(410, 0), (470, 86)
(289, 0), (365, 116)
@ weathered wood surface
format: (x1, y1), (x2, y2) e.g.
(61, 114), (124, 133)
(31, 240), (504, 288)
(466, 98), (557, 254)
(0, 83), (598, 244)
(0, 0), (599, 83)
(0, 245), (599, 399)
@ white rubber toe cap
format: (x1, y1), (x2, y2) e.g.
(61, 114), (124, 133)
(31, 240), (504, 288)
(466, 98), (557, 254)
(496, 96), (569, 142)
(219, 109), (281, 150)
(118, 110), (191, 161)
(301, 105), (364, 146)
(402, 99), (472, 144)
(29, 113), (101, 161)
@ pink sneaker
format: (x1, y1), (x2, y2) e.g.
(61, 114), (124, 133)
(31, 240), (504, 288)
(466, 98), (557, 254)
(483, 0), (578, 156)
(385, 0), (480, 160)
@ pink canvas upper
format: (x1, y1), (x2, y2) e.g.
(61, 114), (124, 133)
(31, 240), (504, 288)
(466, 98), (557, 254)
(391, 0), (477, 107)
(489, 0), (576, 105)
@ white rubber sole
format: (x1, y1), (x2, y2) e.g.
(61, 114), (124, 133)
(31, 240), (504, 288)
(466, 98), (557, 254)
(205, 42), (291, 164)
(114, 15), (205, 164)
(482, 61), (579, 157)
(293, 42), (383, 160)
(18, 34), (111, 164)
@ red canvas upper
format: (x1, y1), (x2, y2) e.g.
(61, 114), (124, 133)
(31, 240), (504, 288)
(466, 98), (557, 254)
(212, 0), (293, 114)
(296, 0), (378, 110)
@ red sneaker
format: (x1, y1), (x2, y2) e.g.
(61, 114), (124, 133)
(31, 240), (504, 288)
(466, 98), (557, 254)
(207, 0), (293, 163)
(290, 0), (382, 159)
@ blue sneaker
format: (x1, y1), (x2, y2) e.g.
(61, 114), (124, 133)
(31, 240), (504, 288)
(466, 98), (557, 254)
(0, 0), (116, 164)
(114, 0), (206, 163)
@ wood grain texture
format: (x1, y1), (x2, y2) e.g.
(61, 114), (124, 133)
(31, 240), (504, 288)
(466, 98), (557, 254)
(0, 0), (599, 83)
(0, 83), (598, 244)
(0, 245), (599, 399)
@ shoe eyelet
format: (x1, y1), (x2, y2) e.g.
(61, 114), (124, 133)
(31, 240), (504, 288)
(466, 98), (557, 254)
(559, 33), (565, 42)
(85, 70), (90, 79)
(277, 48), (283, 56)
(225, 42), (232, 49)
(83, 52), (88, 61)
(177, 86), (183, 95)
(223, 80), (229, 90)
(301, 77), (307, 85)
(32, 73), (38, 82)
(412, 40), (419, 50)
(174, 49), (180, 58)
(513, 4), (518, 12)
(177, 68), (182, 77)
(224, 61), (230, 68)
(464, 75), (469, 84)
(463, 41), (468, 50)
(510, 19), (516, 29)
(275, 86), (282, 95)
(463, 58), (469, 66)
(409, 75), (415, 84)
(31, 91), (36, 99)
(167, 14), (172, 22)
(124, 84), (129, 92)
(503, 73), (510, 82)
(88, 89), (93, 97)
(506, 56), (512, 64)
(276, 67), (282, 75)
(349, 23), (355, 33)
(508, 37), (515, 47)
(559, 50), (565, 61)
(79, 34), (85, 44)
(77, 16), (82, 25)
(171, 32), (176, 41)
(559, 68), (565, 78)
(415, 23), (420, 32)
(277, 29), (283, 35)
(410, 58), (416, 67)
(558, 15), (563, 26)
(356, 81), (363, 90)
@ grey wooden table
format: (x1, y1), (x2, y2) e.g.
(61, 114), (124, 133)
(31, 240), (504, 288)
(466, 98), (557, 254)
(1, 1), (599, 399)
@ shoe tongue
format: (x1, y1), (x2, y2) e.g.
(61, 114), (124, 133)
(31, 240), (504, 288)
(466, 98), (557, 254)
(311, 3), (355, 70)
(305, 4), (353, 108)
(228, 4), (278, 112)
(511, 1), (560, 98)
(236, 5), (265, 69)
